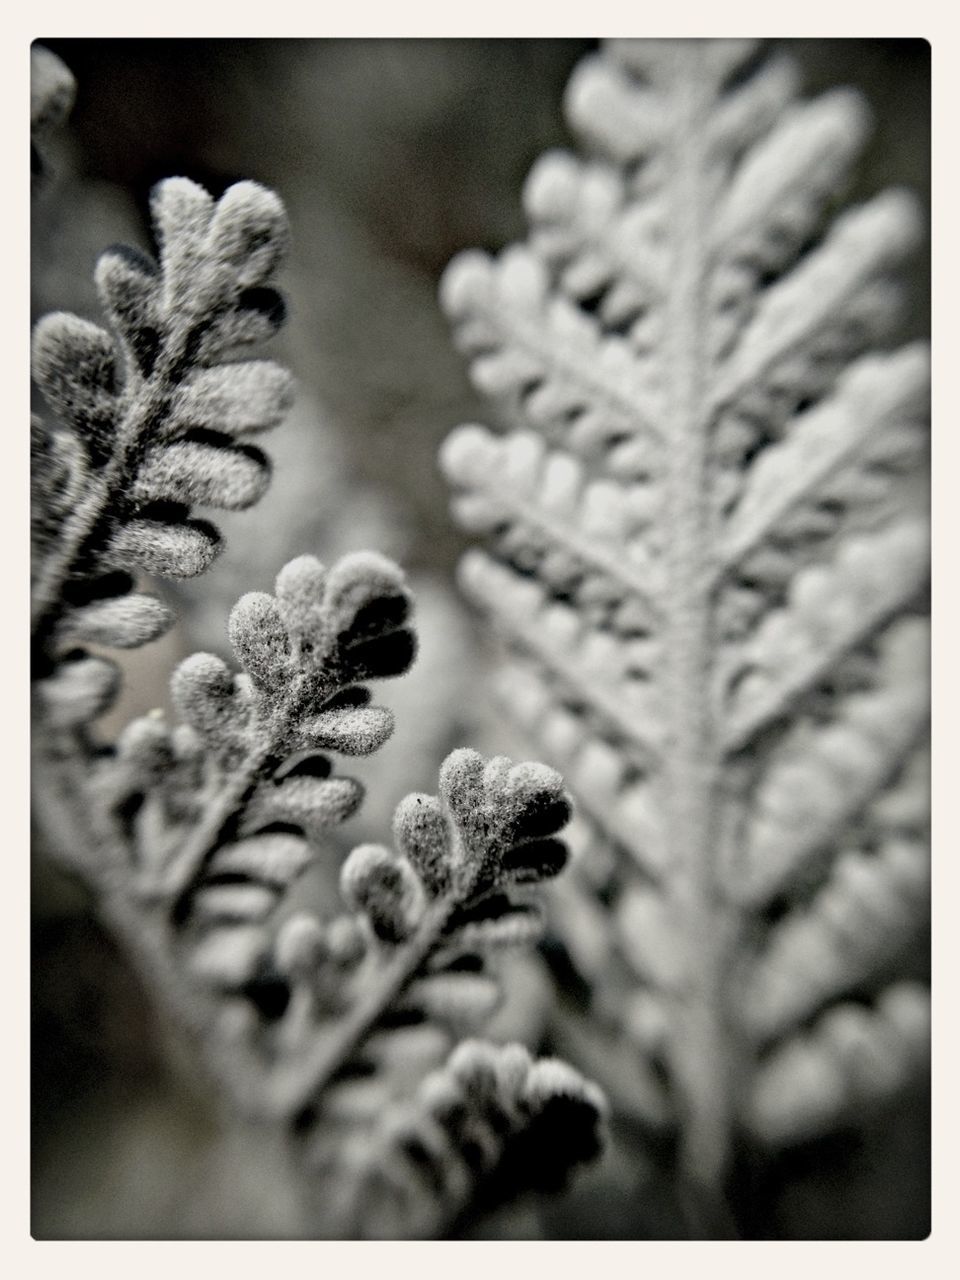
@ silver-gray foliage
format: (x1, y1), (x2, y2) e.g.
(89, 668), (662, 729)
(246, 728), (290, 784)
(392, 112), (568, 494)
(441, 37), (929, 1232)
(32, 174), (294, 693)
(31, 82), (604, 1236)
(36, 550), (602, 1234)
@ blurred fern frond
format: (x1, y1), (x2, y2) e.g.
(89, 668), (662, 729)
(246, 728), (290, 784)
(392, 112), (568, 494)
(441, 37), (929, 1229)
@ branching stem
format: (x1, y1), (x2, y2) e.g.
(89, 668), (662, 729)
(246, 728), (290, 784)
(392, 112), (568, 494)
(257, 828), (478, 1120)
(31, 348), (180, 642)
(260, 897), (454, 1118)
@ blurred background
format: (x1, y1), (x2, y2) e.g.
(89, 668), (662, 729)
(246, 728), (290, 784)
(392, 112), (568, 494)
(31, 38), (930, 1239)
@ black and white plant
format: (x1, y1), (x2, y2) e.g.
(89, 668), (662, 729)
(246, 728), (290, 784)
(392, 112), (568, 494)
(30, 50), (605, 1239)
(441, 36), (930, 1235)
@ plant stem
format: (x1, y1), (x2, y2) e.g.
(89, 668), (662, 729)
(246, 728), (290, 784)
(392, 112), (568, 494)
(142, 675), (320, 903)
(31, 358), (172, 643)
(659, 53), (739, 1232)
(147, 740), (272, 902)
(259, 895), (455, 1118)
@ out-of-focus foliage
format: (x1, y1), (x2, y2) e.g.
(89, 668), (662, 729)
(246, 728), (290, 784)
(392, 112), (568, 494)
(442, 37), (929, 1237)
(31, 44), (75, 184)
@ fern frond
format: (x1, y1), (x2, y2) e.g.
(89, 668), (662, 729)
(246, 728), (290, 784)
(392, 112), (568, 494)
(440, 37), (929, 1222)
(491, 661), (666, 878)
(34, 542), (604, 1233)
(724, 520), (928, 752)
(183, 740), (598, 1238)
(742, 833), (929, 1040)
(321, 1040), (606, 1238)
(31, 177), (293, 693)
(442, 247), (662, 464)
(737, 617), (929, 903)
(31, 100), (606, 1234)
(84, 552), (414, 904)
(708, 191), (920, 414)
(459, 551), (663, 761)
(442, 424), (663, 624)
(719, 346), (929, 580)
(245, 746), (574, 1120)
(746, 983), (929, 1147)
